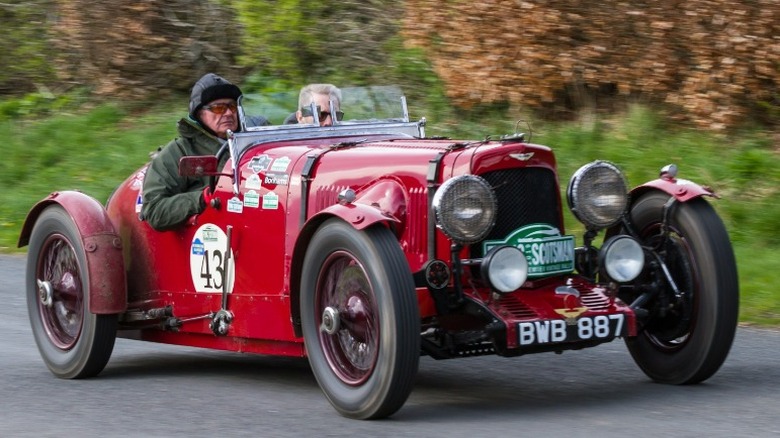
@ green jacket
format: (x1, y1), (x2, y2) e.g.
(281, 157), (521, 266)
(141, 117), (228, 231)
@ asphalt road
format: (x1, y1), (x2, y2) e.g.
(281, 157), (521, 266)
(1, 253), (778, 437)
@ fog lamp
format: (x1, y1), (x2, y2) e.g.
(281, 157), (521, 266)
(481, 245), (528, 293)
(600, 235), (645, 282)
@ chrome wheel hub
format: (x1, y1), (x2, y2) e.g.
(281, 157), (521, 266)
(37, 279), (53, 307)
(320, 306), (341, 335)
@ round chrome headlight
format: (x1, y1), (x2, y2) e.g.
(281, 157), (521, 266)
(481, 245), (529, 293)
(600, 235), (645, 282)
(432, 175), (497, 245)
(567, 161), (629, 229)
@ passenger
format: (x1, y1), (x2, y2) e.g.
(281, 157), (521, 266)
(284, 83), (343, 126)
(142, 73), (254, 231)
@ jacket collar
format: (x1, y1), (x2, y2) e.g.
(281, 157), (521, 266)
(177, 116), (220, 141)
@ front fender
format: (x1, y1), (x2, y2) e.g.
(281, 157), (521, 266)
(632, 177), (715, 203)
(318, 201), (401, 231)
(289, 200), (403, 338)
(18, 191), (127, 314)
(605, 178), (716, 240)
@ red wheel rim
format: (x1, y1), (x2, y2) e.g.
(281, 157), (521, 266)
(36, 234), (84, 350)
(316, 251), (379, 386)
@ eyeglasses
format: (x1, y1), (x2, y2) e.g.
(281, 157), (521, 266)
(203, 102), (237, 115)
(301, 106), (344, 121)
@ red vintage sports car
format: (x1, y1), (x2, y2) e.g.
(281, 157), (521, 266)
(19, 86), (738, 419)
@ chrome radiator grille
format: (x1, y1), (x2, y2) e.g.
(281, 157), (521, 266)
(473, 167), (562, 257)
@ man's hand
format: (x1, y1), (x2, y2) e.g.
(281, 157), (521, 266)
(202, 186), (220, 210)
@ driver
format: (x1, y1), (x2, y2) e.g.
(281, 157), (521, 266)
(142, 73), (248, 231)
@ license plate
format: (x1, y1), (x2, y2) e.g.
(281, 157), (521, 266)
(517, 314), (626, 346)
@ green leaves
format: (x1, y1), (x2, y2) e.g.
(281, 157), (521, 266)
(0, 0), (56, 95)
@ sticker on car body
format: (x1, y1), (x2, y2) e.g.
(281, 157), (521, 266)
(264, 172), (289, 186)
(189, 224), (235, 294)
(244, 190), (260, 208)
(227, 196), (243, 213)
(130, 166), (147, 189)
(270, 156), (291, 172)
(245, 173), (262, 190)
(483, 223), (575, 278)
(263, 191), (279, 209)
(247, 154), (272, 173)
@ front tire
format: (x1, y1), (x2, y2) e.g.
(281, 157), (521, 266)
(625, 191), (738, 384)
(300, 219), (420, 419)
(26, 206), (117, 379)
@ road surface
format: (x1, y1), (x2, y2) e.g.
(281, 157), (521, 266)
(1, 253), (778, 437)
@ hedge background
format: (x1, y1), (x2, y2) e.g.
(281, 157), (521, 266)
(1, 0), (777, 131)
(403, 0), (779, 130)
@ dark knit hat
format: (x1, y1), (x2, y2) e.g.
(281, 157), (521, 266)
(188, 73), (242, 119)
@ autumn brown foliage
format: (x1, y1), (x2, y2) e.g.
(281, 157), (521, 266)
(52, 0), (244, 97)
(13, 1), (778, 131)
(403, 0), (779, 129)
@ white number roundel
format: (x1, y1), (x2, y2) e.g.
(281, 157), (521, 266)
(189, 223), (235, 293)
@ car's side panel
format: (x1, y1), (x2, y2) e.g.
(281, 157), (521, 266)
(108, 157), (302, 344)
(227, 144), (306, 341)
(123, 328), (306, 356)
(107, 166), (206, 308)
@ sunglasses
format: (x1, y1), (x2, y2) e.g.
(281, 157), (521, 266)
(203, 102), (238, 115)
(301, 106), (344, 121)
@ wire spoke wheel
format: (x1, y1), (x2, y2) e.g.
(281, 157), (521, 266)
(26, 206), (117, 379)
(37, 235), (85, 350)
(317, 252), (379, 385)
(301, 219), (419, 419)
(642, 227), (696, 349)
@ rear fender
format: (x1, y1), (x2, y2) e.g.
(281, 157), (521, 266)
(18, 191), (127, 314)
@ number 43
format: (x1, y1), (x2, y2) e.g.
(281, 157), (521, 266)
(200, 249), (225, 290)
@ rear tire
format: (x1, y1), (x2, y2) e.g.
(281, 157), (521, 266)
(625, 191), (738, 384)
(26, 206), (117, 379)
